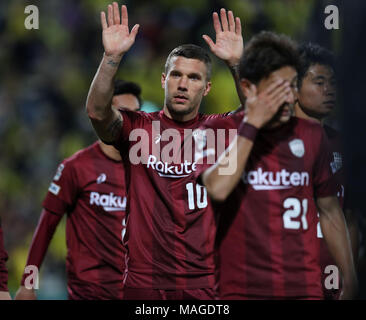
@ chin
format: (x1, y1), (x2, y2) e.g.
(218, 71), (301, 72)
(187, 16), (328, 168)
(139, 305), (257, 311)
(169, 103), (195, 116)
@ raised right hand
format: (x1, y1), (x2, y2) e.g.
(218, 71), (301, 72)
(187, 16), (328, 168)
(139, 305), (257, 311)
(14, 286), (37, 300)
(101, 2), (140, 57)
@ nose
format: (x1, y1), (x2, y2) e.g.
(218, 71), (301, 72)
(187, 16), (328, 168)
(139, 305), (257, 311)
(324, 82), (336, 97)
(287, 86), (297, 104)
(178, 76), (188, 91)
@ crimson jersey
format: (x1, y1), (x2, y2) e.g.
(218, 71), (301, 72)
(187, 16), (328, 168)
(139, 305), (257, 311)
(42, 142), (127, 299)
(195, 111), (336, 299)
(318, 125), (346, 299)
(0, 223), (8, 292)
(112, 110), (227, 290)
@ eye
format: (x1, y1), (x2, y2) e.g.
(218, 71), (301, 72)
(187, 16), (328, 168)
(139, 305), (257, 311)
(189, 74), (201, 80)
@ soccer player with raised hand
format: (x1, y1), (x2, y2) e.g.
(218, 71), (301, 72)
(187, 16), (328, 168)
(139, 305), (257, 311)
(86, 3), (244, 300)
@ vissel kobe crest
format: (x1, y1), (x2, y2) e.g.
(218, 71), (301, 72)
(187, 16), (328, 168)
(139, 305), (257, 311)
(289, 139), (305, 158)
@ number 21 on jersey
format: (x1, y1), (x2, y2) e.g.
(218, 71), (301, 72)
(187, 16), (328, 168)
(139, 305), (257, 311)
(283, 197), (308, 230)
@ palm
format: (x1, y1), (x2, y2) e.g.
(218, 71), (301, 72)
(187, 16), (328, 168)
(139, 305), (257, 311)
(203, 9), (243, 65)
(100, 3), (139, 56)
(212, 32), (243, 61)
(103, 25), (134, 56)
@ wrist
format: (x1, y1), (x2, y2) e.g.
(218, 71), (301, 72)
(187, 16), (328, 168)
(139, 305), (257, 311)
(238, 121), (258, 142)
(227, 61), (240, 72)
(103, 53), (123, 67)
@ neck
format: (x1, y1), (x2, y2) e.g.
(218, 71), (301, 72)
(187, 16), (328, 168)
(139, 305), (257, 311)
(294, 104), (324, 126)
(163, 105), (199, 122)
(98, 141), (122, 161)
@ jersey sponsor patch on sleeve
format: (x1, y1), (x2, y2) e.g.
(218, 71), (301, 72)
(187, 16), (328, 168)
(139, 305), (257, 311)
(53, 164), (65, 181)
(49, 182), (61, 195)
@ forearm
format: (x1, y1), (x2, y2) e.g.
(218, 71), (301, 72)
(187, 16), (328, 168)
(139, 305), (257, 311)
(228, 63), (246, 107)
(319, 200), (357, 288)
(203, 134), (254, 202)
(21, 209), (62, 285)
(0, 291), (11, 300)
(345, 209), (360, 265)
(86, 53), (123, 120)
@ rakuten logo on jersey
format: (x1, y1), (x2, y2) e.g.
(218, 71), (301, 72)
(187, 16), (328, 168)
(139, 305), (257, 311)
(242, 168), (310, 190)
(147, 155), (196, 178)
(90, 192), (126, 212)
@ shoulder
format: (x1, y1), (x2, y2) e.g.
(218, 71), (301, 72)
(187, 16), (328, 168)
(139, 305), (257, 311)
(323, 124), (340, 139)
(199, 111), (243, 130)
(294, 117), (325, 138)
(59, 142), (99, 169)
(119, 109), (160, 122)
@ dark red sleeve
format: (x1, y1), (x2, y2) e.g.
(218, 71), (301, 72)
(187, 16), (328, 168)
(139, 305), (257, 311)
(20, 209), (63, 286)
(194, 116), (238, 185)
(313, 128), (337, 198)
(42, 159), (79, 214)
(113, 109), (143, 151)
(0, 225), (8, 291)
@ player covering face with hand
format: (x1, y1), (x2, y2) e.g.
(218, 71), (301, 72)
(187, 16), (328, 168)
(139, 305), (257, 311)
(194, 31), (357, 299)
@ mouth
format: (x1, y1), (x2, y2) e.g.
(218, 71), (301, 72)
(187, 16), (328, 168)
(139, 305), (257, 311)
(323, 100), (336, 108)
(174, 94), (189, 104)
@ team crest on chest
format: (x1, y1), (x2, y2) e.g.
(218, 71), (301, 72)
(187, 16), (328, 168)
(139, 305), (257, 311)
(288, 139), (305, 158)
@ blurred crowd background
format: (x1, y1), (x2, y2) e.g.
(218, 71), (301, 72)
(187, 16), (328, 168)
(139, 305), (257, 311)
(1, 0), (365, 299)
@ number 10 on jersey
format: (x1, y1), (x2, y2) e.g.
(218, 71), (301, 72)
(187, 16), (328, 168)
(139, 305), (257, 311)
(186, 182), (208, 210)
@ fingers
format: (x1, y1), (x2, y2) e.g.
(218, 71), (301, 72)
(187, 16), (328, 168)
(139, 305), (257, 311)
(113, 2), (120, 25)
(228, 10), (235, 32)
(263, 79), (287, 97)
(220, 8), (229, 31)
(202, 35), (215, 50)
(121, 4), (128, 27)
(212, 12), (222, 33)
(243, 83), (257, 99)
(130, 24), (140, 39)
(101, 11), (107, 30)
(267, 81), (291, 101)
(108, 4), (113, 27)
(235, 17), (242, 35)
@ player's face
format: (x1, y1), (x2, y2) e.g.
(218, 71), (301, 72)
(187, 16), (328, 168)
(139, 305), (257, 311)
(112, 93), (140, 111)
(297, 64), (336, 120)
(162, 56), (211, 120)
(257, 66), (298, 127)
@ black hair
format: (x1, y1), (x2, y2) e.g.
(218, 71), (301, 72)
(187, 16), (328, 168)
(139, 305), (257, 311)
(239, 31), (301, 83)
(113, 79), (142, 107)
(297, 42), (336, 87)
(165, 44), (212, 80)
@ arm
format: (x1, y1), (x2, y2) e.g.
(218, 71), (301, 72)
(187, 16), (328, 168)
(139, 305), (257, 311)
(344, 208), (360, 265)
(86, 3), (139, 143)
(317, 196), (358, 299)
(14, 209), (63, 300)
(0, 227), (10, 300)
(0, 291), (11, 300)
(203, 8), (246, 106)
(202, 79), (292, 201)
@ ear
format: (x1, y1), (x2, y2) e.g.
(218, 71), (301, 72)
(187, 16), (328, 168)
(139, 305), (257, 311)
(161, 73), (166, 89)
(203, 81), (212, 97)
(240, 79), (253, 98)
